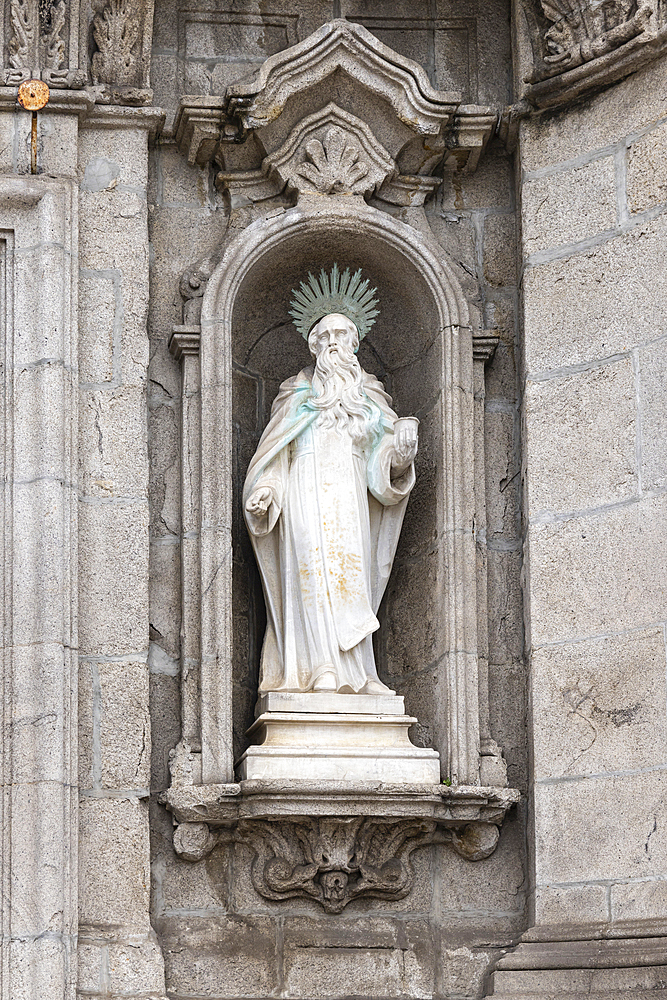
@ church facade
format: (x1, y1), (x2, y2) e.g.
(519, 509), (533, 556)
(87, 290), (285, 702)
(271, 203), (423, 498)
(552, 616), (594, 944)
(0, 1), (666, 998)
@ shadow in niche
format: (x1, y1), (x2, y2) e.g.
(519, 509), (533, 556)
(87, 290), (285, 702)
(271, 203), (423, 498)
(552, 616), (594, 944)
(231, 229), (445, 764)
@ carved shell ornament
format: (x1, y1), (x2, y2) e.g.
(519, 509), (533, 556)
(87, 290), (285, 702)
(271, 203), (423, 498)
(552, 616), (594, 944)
(289, 263), (380, 341)
(297, 125), (371, 194)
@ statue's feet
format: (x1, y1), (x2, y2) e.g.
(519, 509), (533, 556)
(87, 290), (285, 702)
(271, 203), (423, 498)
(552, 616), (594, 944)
(313, 670), (337, 692)
(361, 677), (395, 696)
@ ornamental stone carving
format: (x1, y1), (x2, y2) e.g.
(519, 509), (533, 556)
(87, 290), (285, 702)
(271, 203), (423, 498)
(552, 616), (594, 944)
(527, 0), (653, 81)
(174, 18), (496, 195)
(239, 816), (437, 913)
(87, 0), (154, 102)
(518, 0), (663, 108)
(91, 0), (141, 87)
(265, 105), (396, 199)
(163, 782), (519, 914)
(3, 0), (85, 87)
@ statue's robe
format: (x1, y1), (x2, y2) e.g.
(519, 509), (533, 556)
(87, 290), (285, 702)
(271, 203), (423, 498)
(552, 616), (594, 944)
(243, 367), (415, 694)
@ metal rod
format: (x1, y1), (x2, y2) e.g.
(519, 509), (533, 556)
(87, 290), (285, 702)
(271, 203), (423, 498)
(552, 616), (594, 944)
(30, 111), (37, 174)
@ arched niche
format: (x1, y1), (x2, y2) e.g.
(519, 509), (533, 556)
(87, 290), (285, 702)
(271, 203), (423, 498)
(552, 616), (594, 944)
(198, 199), (479, 787)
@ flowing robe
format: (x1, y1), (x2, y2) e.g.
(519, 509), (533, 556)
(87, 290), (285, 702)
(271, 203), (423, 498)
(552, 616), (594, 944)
(243, 368), (415, 694)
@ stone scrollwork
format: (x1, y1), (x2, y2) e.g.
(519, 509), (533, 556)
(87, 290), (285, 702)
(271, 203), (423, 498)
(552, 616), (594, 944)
(529, 0), (653, 81)
(163, 781), (520, 914)
(7, 0), (37, 84)
(238, 817), (437, 914)
(167, 811), (506, 914)
(4, 0), (86, 87)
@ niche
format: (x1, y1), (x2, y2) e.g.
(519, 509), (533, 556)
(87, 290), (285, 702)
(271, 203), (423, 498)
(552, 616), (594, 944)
(230, 225), (446, 765)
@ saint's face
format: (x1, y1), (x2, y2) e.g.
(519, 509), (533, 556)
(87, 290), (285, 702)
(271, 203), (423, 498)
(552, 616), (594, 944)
(309, 313), (359, 358)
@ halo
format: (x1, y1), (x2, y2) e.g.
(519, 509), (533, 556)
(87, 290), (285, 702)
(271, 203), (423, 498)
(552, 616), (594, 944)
(289, 263), (380, 340)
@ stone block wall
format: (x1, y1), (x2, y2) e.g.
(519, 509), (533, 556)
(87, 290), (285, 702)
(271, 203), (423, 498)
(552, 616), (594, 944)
(518, 58), (667, 933)
(76, 113), (167, 999)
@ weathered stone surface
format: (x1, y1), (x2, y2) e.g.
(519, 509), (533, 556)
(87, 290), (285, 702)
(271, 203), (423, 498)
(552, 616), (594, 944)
(611, 879), (667, 922)
(437, 946), (495, 998)
(522, 213), (667, 373)
(79, 271), (117, 384)
(99, 660), (151, 788)
(531, 628), (667, 779)
(159, 915), (279, 998)
(533, 882), (609, 927)
(79, 501), (149, 656)
(79, 387), (148, 498)
(79, 797), (151, 927)
(483, 213), (517, 287)
(525, 358), (637, 514)
(440, 148), (513, 212)
(527, 494), (667, 646)
(438, 813), (525, 919)
(638, 336), (667, 491)
(534, 770), (667, 883)
(485, 407), (521, 542)
(628, 119), (667, 215)
(518, 58), (667, 171)
(487, 549), (524, 664)
(521, 156), (617, 257)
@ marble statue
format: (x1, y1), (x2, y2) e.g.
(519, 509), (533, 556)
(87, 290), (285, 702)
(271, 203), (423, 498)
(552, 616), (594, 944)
(243, 265), (418, 696)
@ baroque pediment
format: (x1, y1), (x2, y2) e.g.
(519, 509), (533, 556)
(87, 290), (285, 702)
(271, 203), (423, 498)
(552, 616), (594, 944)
(174, 18), (496, 191)
(225, 18), (459, 136)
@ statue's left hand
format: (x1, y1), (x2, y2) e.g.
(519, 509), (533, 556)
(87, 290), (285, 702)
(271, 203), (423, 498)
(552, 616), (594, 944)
(391, 421), (418, 476)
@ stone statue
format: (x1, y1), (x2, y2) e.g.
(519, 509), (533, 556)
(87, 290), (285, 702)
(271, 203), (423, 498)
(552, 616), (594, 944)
(243, 265), (418, 697)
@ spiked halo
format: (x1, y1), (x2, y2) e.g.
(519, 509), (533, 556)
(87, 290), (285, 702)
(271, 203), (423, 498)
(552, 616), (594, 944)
(289, 263), (380, 341)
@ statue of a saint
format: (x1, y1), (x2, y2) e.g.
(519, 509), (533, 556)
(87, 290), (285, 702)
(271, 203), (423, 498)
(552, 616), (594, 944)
(243, 266), (418, 697)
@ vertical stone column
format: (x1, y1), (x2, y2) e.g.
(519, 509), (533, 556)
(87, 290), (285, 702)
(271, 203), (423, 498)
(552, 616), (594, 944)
(76, 106), (167, 1000)
(169, 328), (201, 754)
(506, 59), (667, 976)
(0, 171), (79, 1000)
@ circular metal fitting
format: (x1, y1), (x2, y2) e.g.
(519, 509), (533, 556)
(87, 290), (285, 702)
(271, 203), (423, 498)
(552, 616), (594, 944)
(18, 79), (50, 111)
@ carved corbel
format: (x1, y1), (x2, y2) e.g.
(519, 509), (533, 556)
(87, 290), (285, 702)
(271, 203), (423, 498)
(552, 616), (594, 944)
(162, 781), (520, 913)
(238, 816), (437, 914)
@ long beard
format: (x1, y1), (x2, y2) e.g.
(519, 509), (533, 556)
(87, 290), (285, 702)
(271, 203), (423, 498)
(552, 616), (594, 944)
(306, 344), (381, 446)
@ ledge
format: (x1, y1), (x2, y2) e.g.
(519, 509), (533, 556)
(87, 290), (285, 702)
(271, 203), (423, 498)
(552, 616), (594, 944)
(160, 780), (520, 908)
(161, 779), (520, 826)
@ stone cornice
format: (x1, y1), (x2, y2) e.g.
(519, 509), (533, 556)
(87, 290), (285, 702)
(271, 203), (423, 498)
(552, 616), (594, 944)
(0, 87), (164, 132)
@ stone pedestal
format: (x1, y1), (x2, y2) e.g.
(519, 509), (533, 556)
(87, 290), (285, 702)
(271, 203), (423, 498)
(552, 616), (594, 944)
(238, 705), (441, 782)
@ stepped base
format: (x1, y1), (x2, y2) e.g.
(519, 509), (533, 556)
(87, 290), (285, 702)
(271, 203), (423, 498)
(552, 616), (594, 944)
(255, 690), (405, 716)
(237, 711), (441, 782)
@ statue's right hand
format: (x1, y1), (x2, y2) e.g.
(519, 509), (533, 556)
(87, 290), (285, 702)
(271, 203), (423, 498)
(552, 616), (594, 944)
(246, 486), (274, 516)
